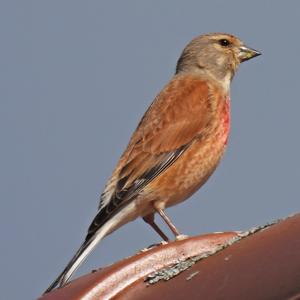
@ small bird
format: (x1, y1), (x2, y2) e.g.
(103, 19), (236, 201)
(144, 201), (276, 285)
(45, 33), (261, 293)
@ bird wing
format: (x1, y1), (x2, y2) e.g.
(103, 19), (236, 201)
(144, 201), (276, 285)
(89, 76), (214, 237)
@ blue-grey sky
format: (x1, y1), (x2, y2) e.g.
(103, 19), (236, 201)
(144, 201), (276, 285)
(1, 1), (299, 299)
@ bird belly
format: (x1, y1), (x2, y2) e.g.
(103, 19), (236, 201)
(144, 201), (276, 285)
(149, 139), (226, 209)
(134, 96), (230, 217)
(139, 117), (230, 213)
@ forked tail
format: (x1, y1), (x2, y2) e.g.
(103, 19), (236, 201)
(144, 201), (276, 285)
(43, 220), (110, 294)
(44, 196), (137, 294)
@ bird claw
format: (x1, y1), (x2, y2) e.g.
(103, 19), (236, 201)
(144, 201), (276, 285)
(175, 234), (189, 241)
(160, 240), (169, 245)
(140, 240), (169, 252)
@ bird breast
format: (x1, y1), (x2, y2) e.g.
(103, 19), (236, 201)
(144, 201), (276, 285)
(143, 95), (231, 210)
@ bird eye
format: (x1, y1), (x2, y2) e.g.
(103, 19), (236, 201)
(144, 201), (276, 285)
(219, 39), (230, 47)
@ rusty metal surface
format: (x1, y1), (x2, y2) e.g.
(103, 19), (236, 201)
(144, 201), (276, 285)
(39, 213), (300, 300)
(115, 213), (300, 300)
(38, 232), (238, 300)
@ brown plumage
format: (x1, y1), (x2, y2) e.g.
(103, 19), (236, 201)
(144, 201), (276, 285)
(45, 33), (261, 293)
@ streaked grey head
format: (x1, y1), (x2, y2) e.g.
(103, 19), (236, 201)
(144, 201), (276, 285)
(176, 33), (261, 88)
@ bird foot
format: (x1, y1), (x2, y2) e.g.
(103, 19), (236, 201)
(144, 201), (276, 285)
(159, 240), (169, 245)
(175, 234), (189, 241)
(139, 240), (169, 252)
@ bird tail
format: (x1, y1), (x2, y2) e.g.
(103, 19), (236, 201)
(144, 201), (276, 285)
(44, 217), (112, 294)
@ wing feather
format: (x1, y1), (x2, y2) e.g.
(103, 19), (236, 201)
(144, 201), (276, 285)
(91, 76), (213, 236)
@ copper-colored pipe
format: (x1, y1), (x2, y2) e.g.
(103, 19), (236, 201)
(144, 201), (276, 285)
(39, 213), (300, 300)
(39, 232), (238, 299)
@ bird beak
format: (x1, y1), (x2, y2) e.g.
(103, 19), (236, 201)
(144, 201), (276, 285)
(238, 45), (261, 62)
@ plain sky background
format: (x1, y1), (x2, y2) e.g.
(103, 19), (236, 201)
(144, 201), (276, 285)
(1, 1), (299, 299)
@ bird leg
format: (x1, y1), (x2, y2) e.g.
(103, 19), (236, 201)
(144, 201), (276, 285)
(154, 206), (183, 239)
(143, 213), (169, 242)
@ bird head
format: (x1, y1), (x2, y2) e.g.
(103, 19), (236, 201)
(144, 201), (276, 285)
(176, 33), (261, 90)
